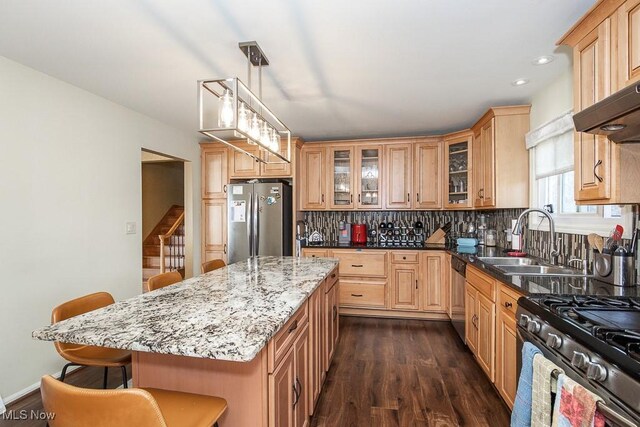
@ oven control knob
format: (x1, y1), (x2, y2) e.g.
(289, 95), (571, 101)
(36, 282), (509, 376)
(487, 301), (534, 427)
(571, 351), (590, 369)
(527, 320), (541, 333)
(586, 362), (607, 381)
(546, 333), (562, 349)
(518, 314), (530, 327)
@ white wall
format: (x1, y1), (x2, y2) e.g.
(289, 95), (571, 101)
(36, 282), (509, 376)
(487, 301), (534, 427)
(530, 64), (573, 129)
(0, 56), (201, 400)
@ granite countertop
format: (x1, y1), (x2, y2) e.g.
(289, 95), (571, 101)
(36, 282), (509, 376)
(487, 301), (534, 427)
(32, 256), (339, 362)
(303, 242), (640, 297)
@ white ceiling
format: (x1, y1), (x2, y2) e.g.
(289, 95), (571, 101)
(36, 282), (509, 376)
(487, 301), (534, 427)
(0, 0), (595, 141)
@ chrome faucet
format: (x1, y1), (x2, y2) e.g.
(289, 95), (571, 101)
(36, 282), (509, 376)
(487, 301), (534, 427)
(512, 208), (560, 265)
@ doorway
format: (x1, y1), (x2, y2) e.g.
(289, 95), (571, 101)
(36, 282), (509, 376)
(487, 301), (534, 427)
(141, 149), (191, 286)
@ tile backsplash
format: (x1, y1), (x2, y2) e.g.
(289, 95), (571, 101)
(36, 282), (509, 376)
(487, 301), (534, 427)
(303, 207), (638, 268)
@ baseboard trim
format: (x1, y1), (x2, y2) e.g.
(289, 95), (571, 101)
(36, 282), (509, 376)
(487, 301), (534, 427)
(4, 365), (83, 406)
(339, 308), (451, 321)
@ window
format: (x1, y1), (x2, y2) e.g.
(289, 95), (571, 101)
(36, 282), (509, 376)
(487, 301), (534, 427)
(528, 111), (633, 237)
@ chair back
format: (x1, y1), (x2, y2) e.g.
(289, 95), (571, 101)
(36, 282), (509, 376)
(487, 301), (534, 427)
(201, 259), (226, 274)
(41, 375), (166, 427)
(51, 292), (115, 355)
(146, 271), (182, 292)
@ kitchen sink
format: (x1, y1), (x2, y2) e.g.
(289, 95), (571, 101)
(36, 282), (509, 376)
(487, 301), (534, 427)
(496, 265), (586, 276)
(477, 257), (540, 266)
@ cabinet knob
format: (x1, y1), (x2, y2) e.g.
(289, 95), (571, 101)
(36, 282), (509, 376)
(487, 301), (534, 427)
(504, 301), (513, 308)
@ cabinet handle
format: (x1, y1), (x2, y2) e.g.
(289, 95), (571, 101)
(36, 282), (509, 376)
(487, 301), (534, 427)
(407, 193), (410, 203)
(322, 194), (325, 203)
(351, 264), (363, 268)
(402, 256), (407, 260)
(504, 302), (513, 308)
(416, 193), (420, 203)
(223, 244), (227, 254)
(331, 273), (336, 278)
(358, 194), (361, 202)
(333, 305), (338, 320)
(478, 189), (484, 199)
(350, 194), (353, 203)
(292, 382), (300, 408)
(223, 184), (227, 193)
(351, 293), (364, 297)
(415, 279), (418, 289)
(288, 319), (299, 334)
(593, 160), (603, 183)
(294, 377), (302, 407)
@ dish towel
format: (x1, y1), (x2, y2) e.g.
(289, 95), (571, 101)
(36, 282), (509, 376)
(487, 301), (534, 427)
(551, 374), (606, 427)
(531, 354), (564, 427)
(511, 341), (541, 427)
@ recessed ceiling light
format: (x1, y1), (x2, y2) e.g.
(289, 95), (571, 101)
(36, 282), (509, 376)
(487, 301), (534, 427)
(512, 78), (530, 86)
(533, 55), (555, 65)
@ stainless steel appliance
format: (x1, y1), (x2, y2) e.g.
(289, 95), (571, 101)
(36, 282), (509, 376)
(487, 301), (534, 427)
(450, 256), (466, 342)
(227, 181), (292, 263)
(573, 83), (640, 143)
(517, 295), (640, 426)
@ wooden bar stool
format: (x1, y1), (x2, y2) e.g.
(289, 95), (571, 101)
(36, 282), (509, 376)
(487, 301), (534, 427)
(146, 271), (182, 292)
(52, 292), (131, 389)
(41, 375), (227, 427)
(201, 259), (226, 274)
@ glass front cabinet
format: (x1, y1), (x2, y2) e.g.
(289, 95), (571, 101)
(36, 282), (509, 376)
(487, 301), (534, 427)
(329, 147), (355, 209)
(327, 145), (383, 210)
(444, 131), (473, 209)
(356, 146), (383, 209)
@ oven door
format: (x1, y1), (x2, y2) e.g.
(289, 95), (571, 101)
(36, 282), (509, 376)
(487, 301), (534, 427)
(516, 326), (639, 426)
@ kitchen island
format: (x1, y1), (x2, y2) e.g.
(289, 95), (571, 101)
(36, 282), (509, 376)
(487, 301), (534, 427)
(33, 256), (340, 427)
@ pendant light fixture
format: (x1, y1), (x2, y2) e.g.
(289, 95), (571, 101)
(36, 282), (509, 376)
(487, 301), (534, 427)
(198, 41), (291, 164)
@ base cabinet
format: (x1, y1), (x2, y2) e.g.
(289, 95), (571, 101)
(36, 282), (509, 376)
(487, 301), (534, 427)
(324, 278), (339, 369)
(270, 346), (296, 427)
(495, 286), (523, 410)
(390, 264), (419, 310)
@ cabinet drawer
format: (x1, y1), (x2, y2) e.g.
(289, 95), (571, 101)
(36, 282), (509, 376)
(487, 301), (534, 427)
(340, 281), (386, 308)
(466, 266), (496, 302)
(332, 250), (388, 277)
(390, 251), (419, 264)
(268, 302), (309, 372)
(302, 248), (329, 258)
(499, 285), (523, 318)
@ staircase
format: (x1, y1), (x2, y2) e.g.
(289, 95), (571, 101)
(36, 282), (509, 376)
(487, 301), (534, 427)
(143, 205), (185, 283)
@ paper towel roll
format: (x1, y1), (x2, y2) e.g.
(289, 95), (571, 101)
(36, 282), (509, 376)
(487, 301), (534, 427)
(511, 219), (522, 251)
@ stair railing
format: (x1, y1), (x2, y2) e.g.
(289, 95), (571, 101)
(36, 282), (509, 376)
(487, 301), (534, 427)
(158, 211), (185, 274)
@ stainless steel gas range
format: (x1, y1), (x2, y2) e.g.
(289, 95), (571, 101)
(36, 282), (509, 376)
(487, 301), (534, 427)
(517, 295), (640, 426)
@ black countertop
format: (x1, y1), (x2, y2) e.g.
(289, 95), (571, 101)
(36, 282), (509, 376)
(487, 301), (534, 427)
(302, 242), (640, 297)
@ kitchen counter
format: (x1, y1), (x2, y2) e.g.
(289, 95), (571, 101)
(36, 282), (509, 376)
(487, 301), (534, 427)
(303, 242), (640, 297)
(32, 256), (339, 362)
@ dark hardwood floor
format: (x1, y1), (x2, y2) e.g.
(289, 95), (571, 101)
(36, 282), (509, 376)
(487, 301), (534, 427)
(1, 317), (509, 427)
(311, 316), (511, 427)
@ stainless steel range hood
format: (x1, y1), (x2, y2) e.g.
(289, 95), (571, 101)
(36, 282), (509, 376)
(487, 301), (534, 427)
(573, 83), (640, 143)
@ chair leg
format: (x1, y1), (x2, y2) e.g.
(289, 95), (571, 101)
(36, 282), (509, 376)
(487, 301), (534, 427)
(121, 365), (128, 389)
(59, 363), (76, 383)
(103, 367), (109, 389)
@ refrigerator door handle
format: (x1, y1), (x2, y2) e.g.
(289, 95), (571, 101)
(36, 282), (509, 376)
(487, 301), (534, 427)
(247, 192), (253, 257)
(254, 192), (260, 256)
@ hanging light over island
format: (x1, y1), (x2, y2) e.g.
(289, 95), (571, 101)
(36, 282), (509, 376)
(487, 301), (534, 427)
(198, 41), (291, 164)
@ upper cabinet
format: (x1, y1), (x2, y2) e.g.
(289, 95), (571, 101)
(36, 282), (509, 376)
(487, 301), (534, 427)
(444, 131), (473, 209)
(414, 138), (443, 210)
(201, 146), (228, 199)
(355, 146), (383, 209)
(300, 146), (327, 210)
(471, 106), (530, 209)
(384, 143), (413, 210)
(559, 0), (640, 205)
(328, 147), (355, 209)
(229, 143), (261, 178)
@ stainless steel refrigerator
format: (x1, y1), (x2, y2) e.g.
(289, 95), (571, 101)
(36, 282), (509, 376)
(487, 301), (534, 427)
(227, 181), (292, 263)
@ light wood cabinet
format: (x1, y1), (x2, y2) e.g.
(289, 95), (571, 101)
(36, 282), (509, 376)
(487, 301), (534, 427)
(355, 145), (383, 209)
(202, 199), (227, 263)
(496, 287), (522, 410)
(384, 143), (413, 209)
(324, 279), (339, 370)
(269, 345), (296, 427)
(300, 146), (326, 210)
(414, 139), (443, 209)
(261, 146), (292, 177)
(573, 21), (613, 201)
(390, 264), (419, 311)
(301, 248), (329, 258)
(421, 252), (447, 312)
(294, 326), (310, 427)
(328, 146), (355, 209)
(465, 265), (497, 381)
(340, 279), (386, 308)
(308, 284), (323, 414)
(201, 147), (228, 199)
(558, 0), (640, 205)
(229, 144), (261, 178)
(471, 106), (529, 209)
(444, 131), (473, 209)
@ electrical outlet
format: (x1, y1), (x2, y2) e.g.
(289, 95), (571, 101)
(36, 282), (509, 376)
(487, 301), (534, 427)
(126, 222), (136, 235)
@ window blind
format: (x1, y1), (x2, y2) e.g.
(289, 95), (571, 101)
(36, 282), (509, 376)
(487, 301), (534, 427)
(525, 110), (574, 179)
